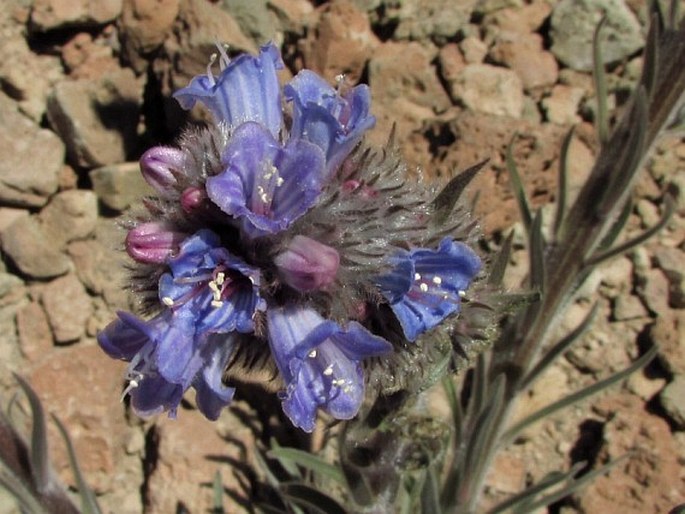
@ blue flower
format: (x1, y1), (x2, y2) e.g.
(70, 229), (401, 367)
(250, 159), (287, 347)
(173, 43), (284, 138)
(97, 229), (264, 419)
(267, 306), (392, 432)
(98, 311), (236, 420)
(206, 122), (325, 238)
(284, 70), (375, 178)
(375, 238), (482, 342)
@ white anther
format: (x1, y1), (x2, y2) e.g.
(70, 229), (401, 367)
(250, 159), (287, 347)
(458, 290), (466, 298)
(419, 283), (429, 292)
(276, 177), (284, 187)
(308, 349), (317, 358)
(211, 300), (224, 308)
(432, 276), (442, 285)
(162, 296), (174, 306)
(215, 272), (225, 286)
(414, 272), (422, 281)
(323, 365), (334, 376)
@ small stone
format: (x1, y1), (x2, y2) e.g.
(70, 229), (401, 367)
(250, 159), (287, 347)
(660, 375), (685, 428)
(47, 69), (143, 168)
(626, 371), (666, 400)
(489, 33), (558, 91)
(2, 216), (71, 279)
(636, 198), (660, 228)
(90, 162), (155, 211)
(41, 273), (93, 343)
(38, 190), (99, 248)
(300, 0), (378, 84)
(438, 43), (465, 83)
(16, 301), (53, 362)
(612, 294), (647, 321)
(0, 208), (29, 234)
(0, 92), (63, 208)
(654, 246), (685, 308)
(542, 84), (584, 125)
(550, 0), (643, 71)
(651, 310), (685, 375)
(120, 0), (180, 71)
(459, 36), (487, 64)
(636, 268), (671, 315)
(450, 63), (524, 118)
(599, 256), (633, 294)
(220, 0), (279, 46)
(0, 35), (63, 122)
(484, 1), (552, 34)
(31, 0), (123, 30)
(391, 0), (477, 41)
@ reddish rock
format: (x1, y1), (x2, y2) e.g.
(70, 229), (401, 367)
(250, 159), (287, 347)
(651, 310), (685, 375)
(582, 394), (684, 513)
(542, 84), (584, 124)
(120, 0), (180, 71)
(41, 273), (93, 343)
(438, 43), (466, 84)
(27, 344), (132, 494)
(300, 0), (378, 84)
(367, 41), (451, 147)
(146, 405), (256, 513)
(16, 301), (53, 362)
(61, 30), (121, 79)
(484, 1), (552, 35)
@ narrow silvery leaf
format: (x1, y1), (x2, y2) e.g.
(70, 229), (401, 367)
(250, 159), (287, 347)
(280, 483), (347, 514)
(268, 447), (345, 484)
(505, 136), (532, 235)
(503, 346), (657, 443)
(431, 159), (488, 224)
(529, 210), (545, 293)
(52, 414), (102, 514)
(212, 470), (225, 514)
(488, 230), (514, 286)
(13, 375), (50, 494)
(593, 16), (609, 144)
(553, 127), (575, 239)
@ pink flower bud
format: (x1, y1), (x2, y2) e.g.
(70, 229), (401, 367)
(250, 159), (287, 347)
(274, 235), (340, 292)
(126, 222), (187, 263)
(181, 186), (207, 213)
(140, 147), (185, 196)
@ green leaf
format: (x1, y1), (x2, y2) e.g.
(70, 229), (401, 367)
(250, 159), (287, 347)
(420, 465), (443, 514)
(520, 303), (599, 390)
(554, 127), (575, 238)
(280, 483), (348, 514)
(586, 194), (675, 267)
(212, 470), (225, 514)
(52, 414), (102, 514)
(488, 462), (586, 514)
(502, 346), (658, 443)
(442, 377), (463, 446)
(269, 438), (302, 479)
(593, 16), (610, 144)
(505, 135), (532, 234)
(268, 446), (345, 485)
(13, 374), (50, 494)
(488, 230), (514, 287)
(529, 210), (545, 293)
(431, 160), (489, 224)
(515, 454), (629, 512)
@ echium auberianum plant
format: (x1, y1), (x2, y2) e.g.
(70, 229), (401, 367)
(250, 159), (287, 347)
(97, 42), (496, 438)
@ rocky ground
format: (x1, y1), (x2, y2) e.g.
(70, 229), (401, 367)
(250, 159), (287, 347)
(0, 0), (683, 512)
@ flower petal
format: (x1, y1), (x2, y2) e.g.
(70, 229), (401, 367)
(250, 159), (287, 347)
(285, 70), (375, 177)
(376, 238), (482, 341)
(193, 334), (236, 420)
(206, 123), (325, 238)
(267, 306), (391, 432)
(173, 43), (284, 138)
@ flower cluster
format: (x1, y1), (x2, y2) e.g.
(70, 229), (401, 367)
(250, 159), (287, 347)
(98, 43), (483, 431)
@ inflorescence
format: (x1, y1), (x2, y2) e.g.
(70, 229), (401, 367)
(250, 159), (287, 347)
(98, 42), (484, 432)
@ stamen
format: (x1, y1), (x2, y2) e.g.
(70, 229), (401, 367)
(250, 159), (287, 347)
(323, 365), (334, 376)
(206, 53), (218, 86)
(308, 349), (318, 358)
(211, 300), (224, 308)
(215, 41), (231, 70)
(419, 283), (429, 293)
(458, 290), (466, 298)
(162, 296), (174, 306)
(432, 276), (442, 285)
(414, 272), (422, 281)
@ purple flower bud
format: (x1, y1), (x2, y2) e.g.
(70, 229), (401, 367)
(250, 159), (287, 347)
(126, 222), (188, 263)
(140, 147), (186, 196)
(274, 235), (340, 292)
